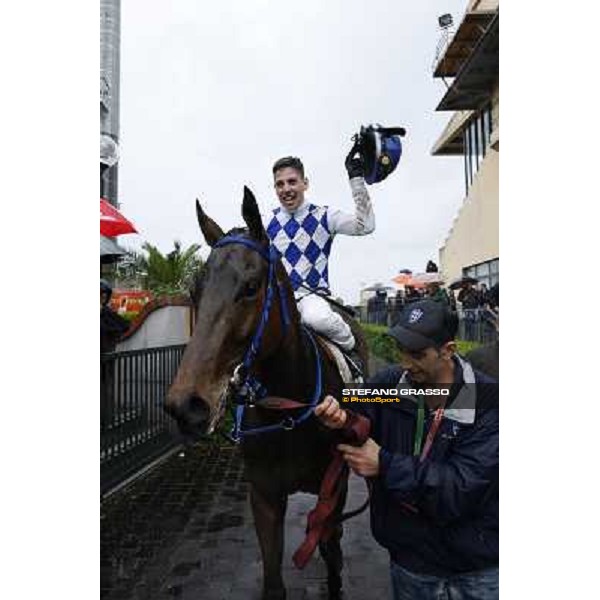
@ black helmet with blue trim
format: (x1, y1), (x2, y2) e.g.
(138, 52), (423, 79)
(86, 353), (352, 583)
(356, 124), (405, 185)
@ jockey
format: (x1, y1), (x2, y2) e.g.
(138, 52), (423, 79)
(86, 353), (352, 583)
(266, 150), (374, 353)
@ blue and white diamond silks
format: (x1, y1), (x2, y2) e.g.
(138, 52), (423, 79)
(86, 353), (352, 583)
(266, 203), (333, 294)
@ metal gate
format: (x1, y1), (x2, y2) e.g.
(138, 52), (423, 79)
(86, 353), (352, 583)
(101, 344), (185, 495)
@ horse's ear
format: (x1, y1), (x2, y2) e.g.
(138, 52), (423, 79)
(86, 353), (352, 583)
(242, 186), (267, 242)
(196, 199), (224, 247)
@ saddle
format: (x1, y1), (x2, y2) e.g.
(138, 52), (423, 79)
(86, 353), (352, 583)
(314, 334), (364, 383)
(295, 287), (367, 381)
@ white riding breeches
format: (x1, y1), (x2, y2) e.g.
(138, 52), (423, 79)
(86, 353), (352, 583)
(297, 294), (355, 351)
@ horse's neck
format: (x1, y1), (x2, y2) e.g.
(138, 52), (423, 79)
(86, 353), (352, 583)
(257, 264), (321, 400)
(258, 324), (316, 401)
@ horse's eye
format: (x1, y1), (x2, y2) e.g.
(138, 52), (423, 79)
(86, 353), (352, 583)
(243, 281), (259, 298)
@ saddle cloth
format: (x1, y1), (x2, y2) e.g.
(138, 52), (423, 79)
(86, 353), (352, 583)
(315, 335), (364, 384)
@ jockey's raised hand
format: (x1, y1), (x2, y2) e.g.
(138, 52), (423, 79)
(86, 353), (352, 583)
(314, 395), (348, 429)
(345, 139), (365, 179)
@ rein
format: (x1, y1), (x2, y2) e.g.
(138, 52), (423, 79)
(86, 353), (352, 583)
(212, 234), (322, 443)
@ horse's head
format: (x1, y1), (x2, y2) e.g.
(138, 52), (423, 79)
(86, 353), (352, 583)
(165, 187), (292, 438)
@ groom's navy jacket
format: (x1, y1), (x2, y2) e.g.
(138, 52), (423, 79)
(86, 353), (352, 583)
(352, 357), (498, 576)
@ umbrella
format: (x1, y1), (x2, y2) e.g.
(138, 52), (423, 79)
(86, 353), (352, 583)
(449, 276), (478, 290)
(412, 272), (444, 285)
(406, 280), (426, 289)
(100, 198), (138, 237)
(392, 273), (426, 288)
(392, 273), (413, 285)
(100, 235), (127, 264)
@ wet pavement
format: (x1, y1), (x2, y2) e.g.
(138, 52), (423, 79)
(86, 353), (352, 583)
(101, 440), (392, 600)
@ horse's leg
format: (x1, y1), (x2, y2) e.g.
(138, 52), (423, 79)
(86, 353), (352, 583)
(249, 483), (288, 600)
(318, 479), (348, 600)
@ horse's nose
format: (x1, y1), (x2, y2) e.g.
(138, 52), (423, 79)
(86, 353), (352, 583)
(164, 393), (211, 435)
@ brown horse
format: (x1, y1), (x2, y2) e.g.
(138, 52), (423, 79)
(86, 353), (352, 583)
(165, 187), (369, 600)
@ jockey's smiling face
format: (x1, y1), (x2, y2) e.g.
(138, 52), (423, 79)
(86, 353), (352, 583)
(274, 166), (308, 212)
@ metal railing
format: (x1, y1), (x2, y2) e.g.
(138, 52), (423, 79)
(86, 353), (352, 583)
(355, 301), (498, 345)
(456, 308), (497, 344)
(353, 299), (404, 329)
(431, 25), (456, 75)
(101, 344), (186, 495)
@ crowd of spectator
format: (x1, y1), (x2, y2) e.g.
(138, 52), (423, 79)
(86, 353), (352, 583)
(367, 282), (496, 318)
(363, 263), (499, 345)
(457, 281), (498, 311)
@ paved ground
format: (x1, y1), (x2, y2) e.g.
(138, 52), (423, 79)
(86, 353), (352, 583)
(101, 441), (391, 600)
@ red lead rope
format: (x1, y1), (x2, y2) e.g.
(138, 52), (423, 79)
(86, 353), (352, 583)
(398, 403), (447, 515)
(419, 405), (446, 463)
(292, 411), (371, 569)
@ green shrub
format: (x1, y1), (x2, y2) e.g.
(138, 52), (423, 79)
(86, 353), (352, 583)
(362, 324), (401, 363)
(362, 323), (481, 364)
(120, 311), (139, 323)
(456, 340), (482, 355)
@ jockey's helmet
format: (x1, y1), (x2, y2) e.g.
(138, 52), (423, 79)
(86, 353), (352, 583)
(359, 125), (404, 185)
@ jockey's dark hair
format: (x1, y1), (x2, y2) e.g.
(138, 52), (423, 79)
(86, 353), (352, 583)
(272, 156), (305, 178)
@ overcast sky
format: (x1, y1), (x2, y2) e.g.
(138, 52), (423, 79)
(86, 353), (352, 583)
(118, 0), (467, 304)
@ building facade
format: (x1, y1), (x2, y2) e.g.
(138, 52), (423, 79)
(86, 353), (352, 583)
(100, 0), (121, 207)
(432, 0), (499, 289)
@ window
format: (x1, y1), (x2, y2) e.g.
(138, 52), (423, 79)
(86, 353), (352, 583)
(464, 129), (472, 192)
(464, 138), (470, 193)
(462, 258), (499, 290)
(479, 113), (486, 159)
(475, 118), (482, 169)
(476, 262), (489, 277)
(469, 122), (478, 176)
(482, 108), (491, 152)
(462, 104), (493, 193)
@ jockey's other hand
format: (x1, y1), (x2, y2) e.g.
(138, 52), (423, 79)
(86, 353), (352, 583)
(314, 395), (348, 429)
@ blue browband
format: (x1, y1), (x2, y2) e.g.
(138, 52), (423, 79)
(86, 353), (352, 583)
(212, 234), (322, 441)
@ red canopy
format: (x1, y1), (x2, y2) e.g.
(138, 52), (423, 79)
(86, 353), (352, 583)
(100, 198), (138, 237)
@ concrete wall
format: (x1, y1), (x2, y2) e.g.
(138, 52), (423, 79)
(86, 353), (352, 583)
(116, 305), (193, 351)
(439, 77), (499, 282)
(439, 147), (498, 282)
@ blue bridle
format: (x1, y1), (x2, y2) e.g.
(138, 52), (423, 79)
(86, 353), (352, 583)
(212, 234), (322, 442)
